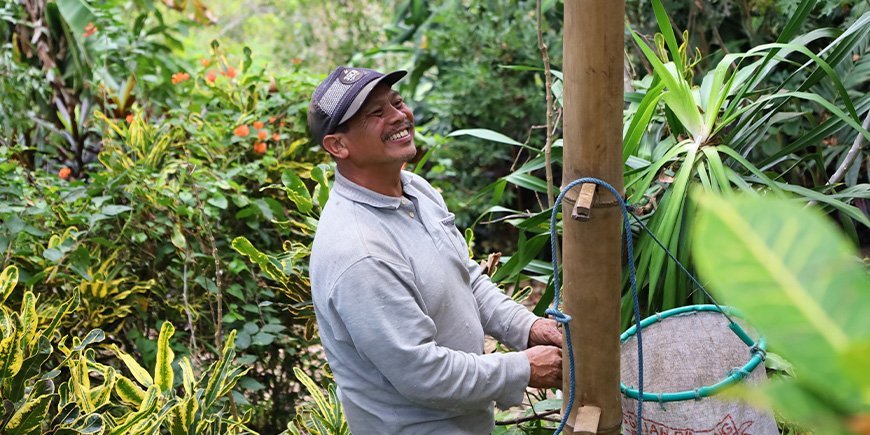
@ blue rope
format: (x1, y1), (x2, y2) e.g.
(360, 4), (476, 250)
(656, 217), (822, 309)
(546, 177), (644, 434)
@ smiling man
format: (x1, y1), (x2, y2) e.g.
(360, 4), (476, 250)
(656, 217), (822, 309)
(308, 66), (563, 434)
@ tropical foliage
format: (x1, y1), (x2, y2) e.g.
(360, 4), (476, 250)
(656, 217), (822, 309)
(0, 265), (251, 433)
(1, 0), (868, 433)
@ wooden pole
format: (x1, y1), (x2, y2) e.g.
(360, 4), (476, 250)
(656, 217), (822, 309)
(561, 1), (624, 433)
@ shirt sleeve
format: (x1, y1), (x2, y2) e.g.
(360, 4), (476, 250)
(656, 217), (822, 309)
(465, 256), (539, 351)
(328, 256), (530, 410)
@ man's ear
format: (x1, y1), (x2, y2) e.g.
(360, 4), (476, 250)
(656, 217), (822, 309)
(322, 134), (349, 160)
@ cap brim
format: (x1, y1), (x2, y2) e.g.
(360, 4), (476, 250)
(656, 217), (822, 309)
(338, 70), (407, 125)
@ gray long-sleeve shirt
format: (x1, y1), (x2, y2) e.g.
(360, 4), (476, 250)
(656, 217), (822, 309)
(310, 170), (539, 434)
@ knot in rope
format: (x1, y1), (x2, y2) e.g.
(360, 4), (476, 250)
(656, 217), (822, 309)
(544, 308), (572, 324)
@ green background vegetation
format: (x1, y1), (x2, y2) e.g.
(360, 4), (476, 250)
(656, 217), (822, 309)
(1, 0), (867, 433)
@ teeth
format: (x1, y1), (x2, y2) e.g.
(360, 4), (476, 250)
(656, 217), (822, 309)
(388, 129), (409, 141)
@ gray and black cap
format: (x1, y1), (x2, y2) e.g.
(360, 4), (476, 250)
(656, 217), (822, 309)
(308, 66), (407, 146)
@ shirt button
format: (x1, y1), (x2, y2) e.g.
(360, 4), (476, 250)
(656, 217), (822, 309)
(409, 211), (415, 218)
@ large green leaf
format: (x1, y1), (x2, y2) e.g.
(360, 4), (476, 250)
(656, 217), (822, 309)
(447, 128), (535, 151)
(692, 193), (870, 410)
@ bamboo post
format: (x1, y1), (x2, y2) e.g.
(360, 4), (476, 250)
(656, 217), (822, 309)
(561, 1), (625, 433)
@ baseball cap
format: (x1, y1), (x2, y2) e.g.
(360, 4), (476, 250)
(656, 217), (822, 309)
(308, 66), (407, 146)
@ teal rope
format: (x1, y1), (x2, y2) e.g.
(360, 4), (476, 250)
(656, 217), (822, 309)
(547, 178), (644, 434)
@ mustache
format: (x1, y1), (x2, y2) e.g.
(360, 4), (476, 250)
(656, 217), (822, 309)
(383, 121), (414, 139)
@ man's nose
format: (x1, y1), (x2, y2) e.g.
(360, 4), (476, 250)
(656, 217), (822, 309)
(384, 104), (406, 125)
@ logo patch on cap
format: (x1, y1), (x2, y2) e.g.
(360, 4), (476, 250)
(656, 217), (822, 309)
(339, 68), (365, 85)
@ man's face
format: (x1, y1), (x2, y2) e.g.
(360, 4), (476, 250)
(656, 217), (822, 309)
(336, 84), (416, 169)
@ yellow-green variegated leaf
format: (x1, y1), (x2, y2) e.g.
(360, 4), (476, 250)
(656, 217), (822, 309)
(41, 289), (79, 341)
(294, 367), (331, 418)
(5, 393), (54, 435)
(129, 395), (178, 435)
(182, 397), (198, 431)
(201, 330), (237, 410)
(178, 356), (195, 397)
(0, 309), (13, 335)
(110, 344), (153, 388)
(71, 355), (93, 413)
(216, 365), (250, 398)
(168, 397), (198, 435)
(109, 386), (158, 435)
(693, 193), (870, 410)
(155, 322), (175, 393)
(0, 324), (23, 379)
(88, 367), (115, 408)
(115, 374), (147, 407)
(18, 291), (38, 350)
(0, 265), (18, 305)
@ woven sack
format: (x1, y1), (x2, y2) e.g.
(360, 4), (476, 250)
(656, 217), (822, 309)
(620, 311), (778, 434)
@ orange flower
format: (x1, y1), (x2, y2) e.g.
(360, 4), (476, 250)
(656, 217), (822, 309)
(206, 70), (217, 83)
(272, 133), (280, 141)
(253, 142), (267, 155)
(279, 121), (286, 127)
(125, 114), (134, 124)
(291, 58), (302, 65)
(268, 116), (276, 123)
(171, 72), (190, 85)
(222, 66), (237, 78)
(58, 167), (72, 179)
(200, 58), (210, 67)
(253, 121), (264, 130)
(233, 125), (250, 137)
(83, 23), (97, 37)
(257, 130), (267, 140)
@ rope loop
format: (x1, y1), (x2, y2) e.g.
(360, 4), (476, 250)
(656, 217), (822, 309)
(549, 177), (644, 435)
(693, 389), (702, 401)
(545, 308), (572, 324)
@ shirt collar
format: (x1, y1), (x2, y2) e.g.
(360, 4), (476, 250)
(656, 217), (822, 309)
(332, 169), (413, 210)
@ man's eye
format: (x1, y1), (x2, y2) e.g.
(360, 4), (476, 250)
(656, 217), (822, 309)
(370, 110), (383, 117)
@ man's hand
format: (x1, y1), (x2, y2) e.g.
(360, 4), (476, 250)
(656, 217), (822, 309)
(528, 318), (563, 348)
(524, 345), (562, 388)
